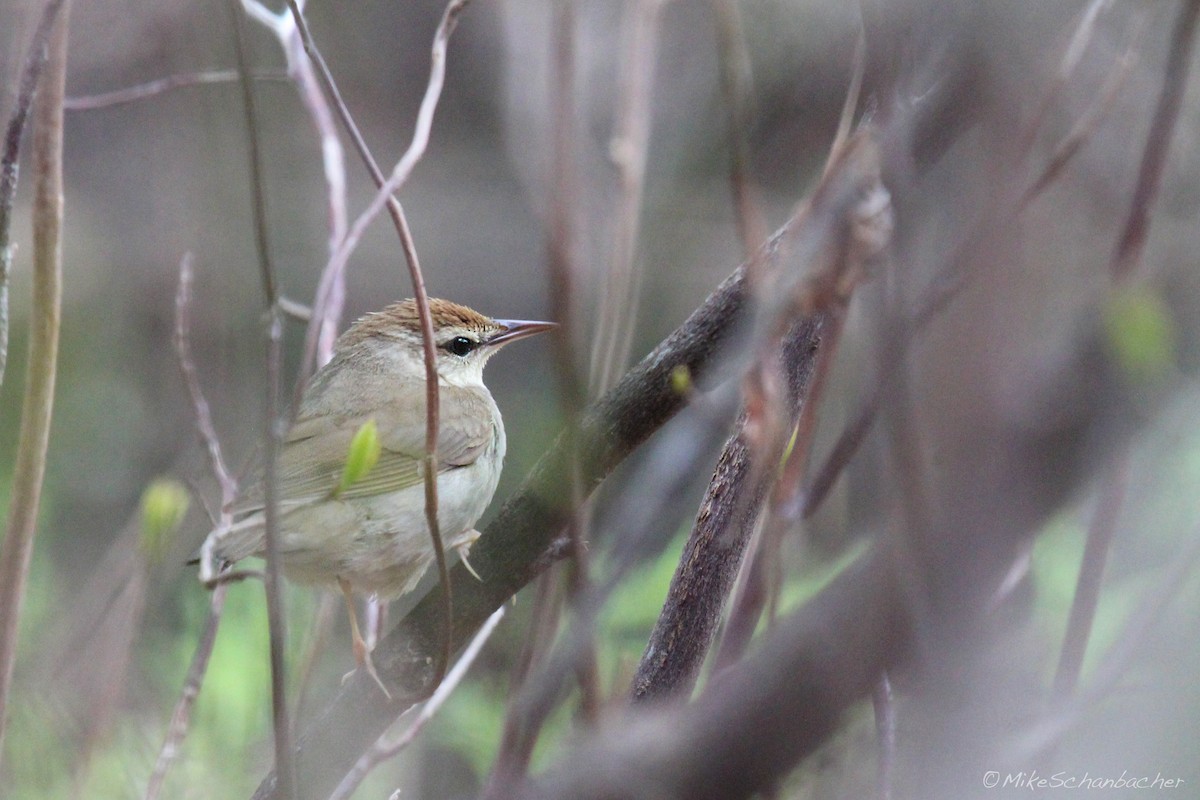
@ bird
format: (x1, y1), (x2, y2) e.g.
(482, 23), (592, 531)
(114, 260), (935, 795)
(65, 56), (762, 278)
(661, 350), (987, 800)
(197, 297), (555, 691)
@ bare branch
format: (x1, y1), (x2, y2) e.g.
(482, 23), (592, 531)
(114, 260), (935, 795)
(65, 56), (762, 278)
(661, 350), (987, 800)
(589, 0), (671, 396)
(1051, 453), (1129, 698)
(1111, 0), (1200, 280)
(631, 314), (825, 702)
(173, 254), (237, 501)
(0, 0), (70, 389)
(145, 586), (230, 800)
(226, 0), (294, 793)
(329, 606), (507, 800)
(241, 0), (348, 365)
(63, 70), (288, 111)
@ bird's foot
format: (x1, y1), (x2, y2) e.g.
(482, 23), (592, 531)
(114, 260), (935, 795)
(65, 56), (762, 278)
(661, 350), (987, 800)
(455, 529), (483, 581)
(342, 634), (392, 699)
(339, 576), (392, 699)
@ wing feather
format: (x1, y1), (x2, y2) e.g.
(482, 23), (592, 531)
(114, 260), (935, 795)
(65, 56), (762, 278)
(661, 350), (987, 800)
(232, 385), (496, 515)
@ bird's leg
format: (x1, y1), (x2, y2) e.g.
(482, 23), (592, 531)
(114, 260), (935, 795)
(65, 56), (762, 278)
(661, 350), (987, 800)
(339, 577), (391, 699)
(454, 529), (483, 581)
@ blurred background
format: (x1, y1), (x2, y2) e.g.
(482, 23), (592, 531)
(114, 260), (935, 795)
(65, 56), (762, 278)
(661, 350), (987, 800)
(2, 0), (1200, 797)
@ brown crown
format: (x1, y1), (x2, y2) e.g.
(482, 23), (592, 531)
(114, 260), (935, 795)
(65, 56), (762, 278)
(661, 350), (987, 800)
(338, 298), (496, 347)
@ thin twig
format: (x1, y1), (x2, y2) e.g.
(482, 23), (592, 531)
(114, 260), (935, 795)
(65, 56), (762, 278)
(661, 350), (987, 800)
(1022, 17), (1143, 207)
(146, 255), (244, 800)
(329, 606), (506, 800)
(291, 591), (338, 719)
(145, 586), (229, 800)
(314, 0), (474, 321)
(485, 573), (563, 796)
(873, 672), (895, 800)
(802, 18), (1144, 522)
(174, 254), (238, 500)
(242, 0), (348, 365)
(1023, 510), (1200, 762)
(226, 1), (294, 794)
(826, 14), (866, 177)
(1111, 0), (1199, 280)
(589, 0), (671, 396)
(63, 69), (289, 111)
(0, 0), (69, 758)
(1018, 0), (1113, 157)
(0, 0), (69, 389)
(1051, 452), (1129, 697)
(540, 0), (601, 722)
(284, 0), (467, 683)
(711, 0), (768, 264)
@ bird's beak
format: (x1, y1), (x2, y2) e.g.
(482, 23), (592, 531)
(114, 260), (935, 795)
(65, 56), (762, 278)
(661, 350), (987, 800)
(488, 318), (557, 347)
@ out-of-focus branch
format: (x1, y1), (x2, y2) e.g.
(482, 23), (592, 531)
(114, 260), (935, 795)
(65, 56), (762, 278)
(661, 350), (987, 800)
(226, 1), (294, 794)
(241, 0), (348, 365)
(145, 253), (242, 800)
(539, 0), (601, 722)
(528, 547), (910, 800)
(711, 0), (768, 265)
(519, 313), (1164, 800)
(1112, 0), (1199, 280)
(1051, 453), (1128, 698)
(0, 0), (68, 758)
(63, 70), (288, 110)
(0, 0), (69, 389)
(329, 606), (506, 800)
(589, 0), (670, 395)
(630, 313), (825, 703)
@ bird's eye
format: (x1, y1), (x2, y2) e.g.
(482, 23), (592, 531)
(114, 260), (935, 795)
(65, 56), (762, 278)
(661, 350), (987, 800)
(446, 336), (476, 357)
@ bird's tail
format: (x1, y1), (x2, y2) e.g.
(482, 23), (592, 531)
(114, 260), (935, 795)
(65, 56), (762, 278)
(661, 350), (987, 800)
(190, 513), (265, 572)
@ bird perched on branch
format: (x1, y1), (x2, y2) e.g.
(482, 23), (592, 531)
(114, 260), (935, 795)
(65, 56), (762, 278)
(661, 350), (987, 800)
(197, 298), (554, 692)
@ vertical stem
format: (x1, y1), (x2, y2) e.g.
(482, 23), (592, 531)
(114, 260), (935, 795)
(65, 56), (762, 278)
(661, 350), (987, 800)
(0, 0), (69, 390)
(1111, 0), (1199, 280)
(226, 1), (294, 795)
(544, 0), (600, 721)
(588, 0), (668, 395)
(1052, 454), (1129, 697)
(0, 0), (69, 758)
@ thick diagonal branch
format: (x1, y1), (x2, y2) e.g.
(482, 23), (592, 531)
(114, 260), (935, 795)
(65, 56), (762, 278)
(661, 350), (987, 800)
(631, 312), (826, 703)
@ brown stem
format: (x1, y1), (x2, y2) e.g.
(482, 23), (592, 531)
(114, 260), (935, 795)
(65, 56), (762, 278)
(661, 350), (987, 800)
(1052, 452), (1129, 697)
(631, 313), (825, 703)
(0, 0), (69, 758)
(0, 0), (69, 389)
(283, 0), (461, 684)
(226, 1), (294, 794)
(1112, 0), (1200, 280)
(63, 70), (288, 110)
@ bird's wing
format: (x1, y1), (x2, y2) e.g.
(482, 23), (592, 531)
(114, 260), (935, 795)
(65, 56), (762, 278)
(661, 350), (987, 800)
(232, 387), (497, 515)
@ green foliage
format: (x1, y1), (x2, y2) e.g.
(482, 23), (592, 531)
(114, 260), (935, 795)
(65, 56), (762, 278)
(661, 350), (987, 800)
(338, 418), (381, 496)
(139, 478), (190, 564)
(1103, 286), (1176, 383)
(669, 364), (692, 395)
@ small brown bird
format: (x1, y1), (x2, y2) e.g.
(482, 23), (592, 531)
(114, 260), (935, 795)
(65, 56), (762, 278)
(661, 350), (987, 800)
(198, 298), (554, 689)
